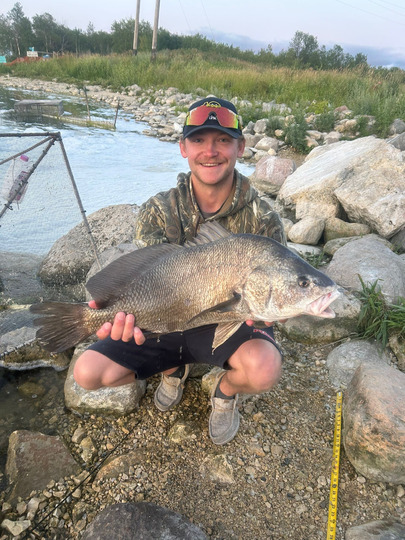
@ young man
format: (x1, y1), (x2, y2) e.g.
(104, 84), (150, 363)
(74, 97), (286, 445)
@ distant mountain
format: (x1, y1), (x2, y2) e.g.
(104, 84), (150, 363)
(197, 27), (405, 69)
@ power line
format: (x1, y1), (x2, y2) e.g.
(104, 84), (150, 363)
(178, 0), (192, 33)
(199, 0), (215, 40)
(371, 0), (405, 11)
(367, 0), (405, 17)
(334, 0), (405, 26)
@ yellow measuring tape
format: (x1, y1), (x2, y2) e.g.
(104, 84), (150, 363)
(327, 391), (343, 540)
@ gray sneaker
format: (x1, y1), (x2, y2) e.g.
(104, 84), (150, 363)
(154, 365), (190, 412)
(209, 374), (240, 445)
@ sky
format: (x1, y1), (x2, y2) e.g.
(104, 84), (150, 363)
(2, 0), (405, 68)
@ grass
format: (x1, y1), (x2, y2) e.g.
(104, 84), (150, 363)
(357, 277), (405, 347)
(2, 50), (404, 137)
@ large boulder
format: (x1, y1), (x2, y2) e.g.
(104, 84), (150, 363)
(38, 204), (139, 288)
(5, 430), (81, 503)
(343, 363), (405, 484)
(82, 502), (208, 540)
(277, 137), (404, 238)
(250, 155), (296, 196)
(325, 235), (405, 303)
(326, 340), (391, 388)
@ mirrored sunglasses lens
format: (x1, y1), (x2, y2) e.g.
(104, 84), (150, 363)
(186, 106), (238, 129)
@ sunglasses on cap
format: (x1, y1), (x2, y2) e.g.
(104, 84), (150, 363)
(185, 104), (242, 130)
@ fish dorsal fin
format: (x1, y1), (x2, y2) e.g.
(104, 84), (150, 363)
(185, 221), (232, 247)
(86, 243), (181, 304)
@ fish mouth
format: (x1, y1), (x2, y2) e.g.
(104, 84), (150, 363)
(305, 290), (340, 318)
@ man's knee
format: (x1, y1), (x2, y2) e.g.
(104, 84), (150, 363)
(238, 341), (282, 393)
(73, 352), (103, 390)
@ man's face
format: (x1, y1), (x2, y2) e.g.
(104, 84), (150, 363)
(179, 129), (245, 188)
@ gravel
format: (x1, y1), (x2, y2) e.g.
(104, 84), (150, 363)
(1, 329), (404, 539)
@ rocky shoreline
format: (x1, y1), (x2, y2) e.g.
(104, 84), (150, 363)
(0, 76), (405, 539)
(1, 75), (404, 163)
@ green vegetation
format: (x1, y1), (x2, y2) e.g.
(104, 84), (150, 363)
(3, 50), (404, 140)
(357, 278), (405, 347)
(0, 2), (404, 144)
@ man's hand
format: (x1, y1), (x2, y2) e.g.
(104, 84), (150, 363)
(88, 300), (146, 345)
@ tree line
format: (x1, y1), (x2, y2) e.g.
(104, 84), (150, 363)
(0, 2), (369, 70)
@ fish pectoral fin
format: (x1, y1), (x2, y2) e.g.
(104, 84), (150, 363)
(187, 293), (241, 325)
(213, 322), (243, 350)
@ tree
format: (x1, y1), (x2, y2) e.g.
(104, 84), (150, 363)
(0, 15), (13, 58)
(289, 31), (320, 68)
(8, 2), (34, 58)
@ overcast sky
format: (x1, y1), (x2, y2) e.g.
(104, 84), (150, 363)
(2, 0), (405, 68)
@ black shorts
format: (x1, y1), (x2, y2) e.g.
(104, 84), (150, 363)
(87, 323), (282, 380)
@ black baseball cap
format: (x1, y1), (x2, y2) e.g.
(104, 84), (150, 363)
(183, 97), (243, 139)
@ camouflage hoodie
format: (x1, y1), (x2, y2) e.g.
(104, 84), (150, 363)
(134, 170), (286, 247)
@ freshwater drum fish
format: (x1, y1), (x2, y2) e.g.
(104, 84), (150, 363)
(30, 222), (340, 353)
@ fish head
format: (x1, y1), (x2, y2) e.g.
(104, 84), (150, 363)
(242, 246), (340, 322)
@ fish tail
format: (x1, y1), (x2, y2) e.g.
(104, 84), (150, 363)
(30, 301), (95, 353)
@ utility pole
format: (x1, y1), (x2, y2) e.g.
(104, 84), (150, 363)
(151, 0), (160, 61)
(132, 0), (141, 55)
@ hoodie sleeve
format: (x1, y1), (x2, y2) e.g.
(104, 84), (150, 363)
(253, 196), (287, 246)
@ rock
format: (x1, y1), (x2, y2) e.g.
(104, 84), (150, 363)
(325, 235), (405, 303)
(277, 137), (404, 236)
(250, 155), (296, 196)
(1, 518), (31, 536)
(0, 252), (45, 305)
(286, 242), (323, 258)
(390, 227), (405, 252)
(334, 153), (404, 239)
(326, 340), (391, 388)
(168, 420), (199, 443)
(287, 216), (325, 245)
(243, 133), (262, 148)
(38, 204), (139, 288)
(64, 354), (146, 416)
(343, 363), (405, 483)
(324, 217), (371, 242)
(81, 502), (208, 539)
(323, 236), (361, 256)
(345, 519), (405, 540)
(278, 289), (361, 344)
(388, 332), (405, 372)
(253, 118), (269, 134)
(254, 136), (279, 152)
(388, 118), (405, 135)
(389, 131), (405, 151)
(94, 450), (147, 482)
(5, 430), (81, 503)
(200, 454), (234, 484)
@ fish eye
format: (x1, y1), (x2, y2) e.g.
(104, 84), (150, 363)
(298, 276), (311, 288)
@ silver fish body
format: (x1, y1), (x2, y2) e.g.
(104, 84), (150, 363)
(30, 222), (339, 353)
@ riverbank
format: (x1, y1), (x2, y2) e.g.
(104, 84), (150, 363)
(1, 332), (404, 539)
(0, 75), (404, 540)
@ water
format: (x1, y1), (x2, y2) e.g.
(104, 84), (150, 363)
(0, 85), (254, 254)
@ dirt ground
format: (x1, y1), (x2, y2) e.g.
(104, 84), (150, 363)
(2, 328), (403, 540)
